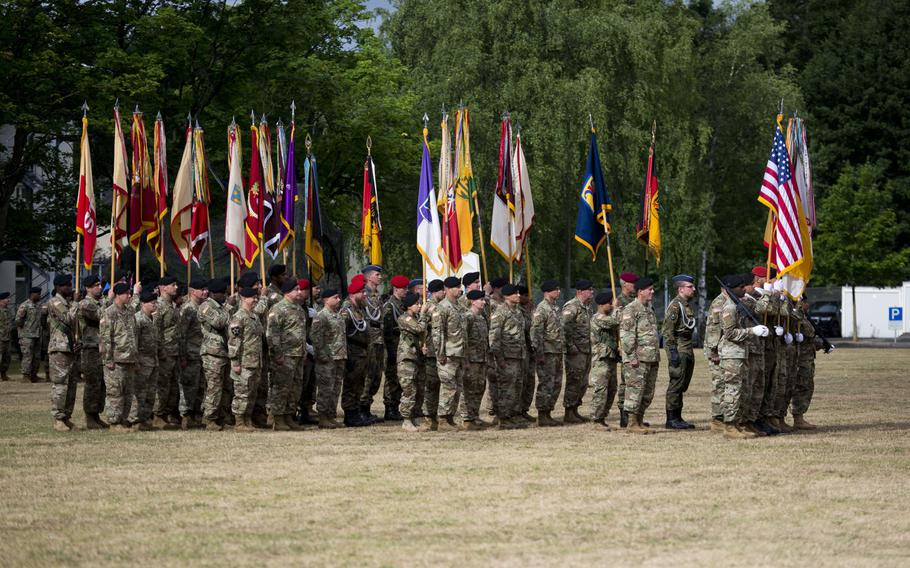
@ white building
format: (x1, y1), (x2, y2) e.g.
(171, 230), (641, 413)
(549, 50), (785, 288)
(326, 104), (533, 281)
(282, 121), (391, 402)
(840, 282), (910, 338)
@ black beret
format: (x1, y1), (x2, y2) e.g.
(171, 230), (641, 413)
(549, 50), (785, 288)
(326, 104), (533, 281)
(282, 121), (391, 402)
(321, 288), (339, 299)
(573, 279), (593, 291)
(281, 279), (299, 294)
(190, 278), (208, 290)
(428, 279), (444, 293)
(83, 275), (100, 287)
(29, 286), (42, 294)
(176, 284), (187, 297)
(158, 276), (177, 286)
(721, 274), (742, 288)
(113, 282), (130, 295)
(595, 291), (614, 305)
(239, 287), (258, 298)
(444, 276), (461, 288)
(402, 292), (420, 308)
(462, 272), (480, 286)
(540, 279), (560, 292)
(237, 271), (260, 288)
(490, 277), (508, 288)
(502, 284), (519, 296)
(207, 278), (227, 294)
(466, 289), (485, 301)
(0, 292), (10, 300)
(739, 273), (756, 286)
(634, 277), (654, 291)
(517, 285), (529, 295)
(53, 274), (72, 286)
(268, 264), (287, 277)
(139, 290), (157, 304)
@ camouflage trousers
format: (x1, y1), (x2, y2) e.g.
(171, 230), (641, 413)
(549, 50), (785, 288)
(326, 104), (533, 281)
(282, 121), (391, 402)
(563, 351), (591, 408)
(253, 344), (269, 419)
(534, 354), (563, 412)
(495, 357), (524, 419)
(1, 340), (10, 375)
(154, 356), (178, 418)
(180, 359), (203, 417)
(381, 341), (403, 407)
(231, 366), (261, 417)
(743, 353), (765, 422)
(19, 337), (40, 380)
(771, 346), (797, 418)
(617, 360), (631, 413)
(423, 358), (439, 418)
(360, 345), (388, 409)
(790, 359), (815, 416)
(315, 359), (345, 418)
(463, 361), (486, 421)
(104, 362), (135, 425)
(298, 356), (317, 411)
(398, 358), (426, 419)
(665, 350), (695, 413)
(482, 366), (498, 417)
(49, 352), (77, 421)
(131, 362), (156, 424)
(705, 356), (723, 419)
(521, 359), (536, 413)
(760, 346), (778, 418)
(342, 351), (369, 412)
(202, 355), (230, 421)
(589, 357), (618, 421)
(720, 358), (748, 424)
(269, 356), (305, 416)
(622, 361), (657, 416)
(437, 356), (466, 419)
(80, 348), (105, 415)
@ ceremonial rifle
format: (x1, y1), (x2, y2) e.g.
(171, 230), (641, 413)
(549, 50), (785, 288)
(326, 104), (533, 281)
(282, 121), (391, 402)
(714, 276), (760, 325)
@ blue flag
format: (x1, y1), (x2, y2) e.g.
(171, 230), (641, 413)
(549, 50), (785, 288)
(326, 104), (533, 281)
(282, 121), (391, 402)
(574, 130), (611, 260)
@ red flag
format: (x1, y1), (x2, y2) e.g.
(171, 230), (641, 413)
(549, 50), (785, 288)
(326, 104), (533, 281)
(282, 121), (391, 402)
(129, 112), (155, 252)
(111, 107), (129, 262)
(75, 115), (96, 269)
(244, 124), (263, 268)
(149, 115), (168, 265)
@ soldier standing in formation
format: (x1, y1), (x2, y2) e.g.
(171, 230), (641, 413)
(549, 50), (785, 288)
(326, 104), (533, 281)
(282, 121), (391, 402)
(47, 275), (79, 432)
(488, 284), (528, 430)
(266, 279), (307, 431)
(432, 276), (469, 430)
(151, 276), (181, 429)
(619, 277), (659, 434)
(791, 295), (819, 430)
(78, 275), (107, 429)
(179, 278), (208, 428)
(229, 288), (264, 432)
(529, 279), (564, 427)
(360, 265), (388, 422)
(0, 292), (10, 381)
(312, 289), (345, 429)
(199, 279), (231, 431)
(397, 291), (429, 432)
(422, 279), (445, 429)
(589, 290), (620, 429)
(614, 272), (639, 427)
(100, 282), (138, 433)
(517, 285), (536, 421)
(341, 276), (375, 427)
(16, 287), (43, 382)
(740, 272), (772, 436)
(133, 291), (158, 431)
(561, 279), (593, 424)
(662, 274), (697, 429)
(462, 288), (489, 430)
(381, 274), (410, 421)
(296, 278), (319, 426)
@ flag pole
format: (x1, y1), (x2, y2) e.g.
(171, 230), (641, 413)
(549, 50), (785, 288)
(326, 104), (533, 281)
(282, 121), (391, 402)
(186, 257), (191, 287)
(290, 101), (297, 277)
(524, 236), (532, 291)
(591, 115), (616, 299)
(207, 234), (215, 278)
(473, 192), (489, 286)
(258, 111), (267, 284)
(230, 253), (235, 296)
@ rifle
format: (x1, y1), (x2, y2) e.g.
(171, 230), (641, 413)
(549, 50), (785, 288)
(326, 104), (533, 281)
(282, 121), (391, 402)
(805, 316), (836, 354)
(714, 277), (760, 325)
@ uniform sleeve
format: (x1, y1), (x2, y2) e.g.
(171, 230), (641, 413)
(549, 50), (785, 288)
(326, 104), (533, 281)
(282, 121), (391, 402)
(662, 302), (679, 349)
(266, 309), (283, 354)
(619, 308), (638, 361)
(561, 304), (575, 347)
(228, 315), (244, 364)
(15, 304), (26, 327)
(431, 307), (446, 358)
(81, 300), (100, 326)
(398, 313), (426, 336)
(721, 304), (752, 343)
(529, 307), (546, 354)
(488, 311), (502, 354)
(311, 316), (328, 361)
(99, 310), (113, 364)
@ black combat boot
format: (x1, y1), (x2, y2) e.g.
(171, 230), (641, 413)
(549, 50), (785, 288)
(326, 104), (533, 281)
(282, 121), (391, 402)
(678, 409), (695, 429)
(344, 408), (368, 427)
(619, 409), (629, 428)
(361, 404), (383, 424)
(665, 409), (689, 430)
(384, 404), (404, 421)
(754, 417), (779, 436)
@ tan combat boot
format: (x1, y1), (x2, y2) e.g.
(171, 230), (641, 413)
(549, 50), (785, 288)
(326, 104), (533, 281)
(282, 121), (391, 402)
(181, 415), (193, 430)
(460, 420), (483, 431)
(710, 418), (725, 433)
(537, 411), (561, 427)
(627, 414), (653, 435)
(204, 418), (223, 431)
(271, 414), (290, 431)
(723, 422), (751, 440)
(593, 418), (613, 431)
(53, 419), (71, 432)
(235, 416), (256, 432)
(152, 415), (169, 430)
(735, 422), (758, 438)
(110, 422), (132, 433)
(792, 414), (817, 430)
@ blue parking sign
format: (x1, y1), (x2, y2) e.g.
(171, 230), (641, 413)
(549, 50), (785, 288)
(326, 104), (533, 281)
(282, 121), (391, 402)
(889, 307), (903, 321)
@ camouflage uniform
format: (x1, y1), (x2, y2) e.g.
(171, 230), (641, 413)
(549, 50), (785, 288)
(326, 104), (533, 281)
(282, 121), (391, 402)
(703, 293), (726, 420)
(153, 295), (181, 421)
(382, 294), (405, 412)
(614, 292), (636, 412)
(489, 302), (526, 420)
(774, 299), (799, 419)
(360, 286), (387, 412)
(312, 306), (347, 419)
(179, 298), (205, 418)
(0, 304), (11, 377)
(589, 309), (621, 421)
(530, 298), (565, 413)
(266, 297), (307, 417)
(760, 294), (784, 420)
(229, 305), (264, 418)
(199, 298), (230, 422)
(100, 302), (138, 425)
(341, 299), (372, 414)
(78, 295), (105, 415)
(662, 294), (696, 414)
(520, 302), (536, 414)
(791, 304), (818, 417)
(422, 297), (440, 419)
(719, 295), (753, 424)
(619, 299), (660, 416)
(397, 311), (428, 419)
(16, 298), (42, 380)
(47, 293), (78, 421)
(562, 297), (592, 410)
(133, 308), (158, 424)
(432, 297), (469, 420)
(741, 292), (771, 422)
(463, 309), (489, 421)
(482, 295), (503, 416)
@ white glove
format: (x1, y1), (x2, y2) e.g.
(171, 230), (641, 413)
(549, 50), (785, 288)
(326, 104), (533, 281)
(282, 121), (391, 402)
(763, 282), (773, 292)
(751, 325), (769, 337)
(774, 326), (784, 336)
(795, 332), (804, 342)
(784, 333), (793, 344)
(306, 343), (314, 356)
(773, 280), (784, 292)
(308, 307), (317, 318)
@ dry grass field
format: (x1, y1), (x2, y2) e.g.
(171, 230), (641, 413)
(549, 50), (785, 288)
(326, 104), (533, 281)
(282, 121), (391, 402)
(1, 349), (908, 567)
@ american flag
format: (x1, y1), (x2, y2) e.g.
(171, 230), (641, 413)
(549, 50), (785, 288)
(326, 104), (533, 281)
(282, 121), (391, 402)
(759, 126), (804, 271)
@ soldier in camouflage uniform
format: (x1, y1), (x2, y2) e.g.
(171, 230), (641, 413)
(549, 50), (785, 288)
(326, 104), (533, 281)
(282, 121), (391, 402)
(458, 272), (482, 311)
(398, 292), (429, 432)
(312, 289), (346, 429)
(0, 292), (11, 381)
(662, 274), (698, 430)
(615, 272), (639, 427)
(481, 276), (507, 418)
(47, 275), (79, 432)
(589, 290), (621, 429)
(562, 279), (594, 424)
(703, 289), (727, 432)
(150, 276), (181, 429)
(619, 277), (660, 434)
(740, 271), (774, 437)
(360, 265), (388, 422)
(16, 286), (43, 382)
(199, 278), (231, 430)
(100, 283), (138, 433)
(517, 285), (536, 422)
(132, 291), (158, 430)
(462, 289), (489, 430)
(381, 275), (410, 421)
(529, 279), (564, 427)
(773, 294), (799, 432)
(488, 284), (528, 430)
(179, 278), (208, 428)
(431, 276), (472, 430)
(294, 278), (319, 426)
(790, 295), (819, 430)
(266, 279), (308, 431)
(229, 288), (264, 432)
(78, 275), (107, 428)
(422, 279), (445, 428)
(341, 276), (375, 427)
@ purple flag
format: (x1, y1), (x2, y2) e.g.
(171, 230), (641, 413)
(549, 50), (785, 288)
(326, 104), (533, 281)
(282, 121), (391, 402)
(279, 121), (296, 251)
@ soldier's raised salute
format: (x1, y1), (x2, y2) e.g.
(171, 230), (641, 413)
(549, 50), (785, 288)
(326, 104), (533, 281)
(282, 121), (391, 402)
(488, 284), (528, 430)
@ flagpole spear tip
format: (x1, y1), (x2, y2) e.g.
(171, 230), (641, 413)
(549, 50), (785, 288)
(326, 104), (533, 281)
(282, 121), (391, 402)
(366, 135), (372, 155)
(250, 110), (256, 125)
(651, 119), (656, 143)
(81, 101), (89, 116)
(422, 112), (429, 129)
(156, 110), (162, 120)
(114, 98), (120, 111)
(134, 104), (140, 114)
(305, 133), (312, 152)
(588, 113), (595, 133)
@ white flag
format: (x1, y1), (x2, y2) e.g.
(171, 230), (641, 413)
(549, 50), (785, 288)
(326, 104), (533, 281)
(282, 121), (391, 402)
(225, 125), (247, 262)
(169, 124), (194, 264)
(512, 132), (535, 260)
